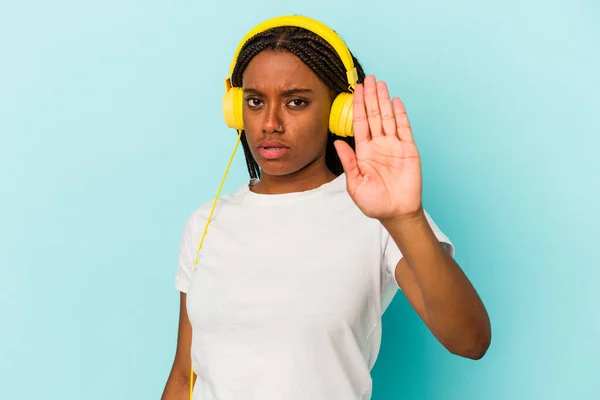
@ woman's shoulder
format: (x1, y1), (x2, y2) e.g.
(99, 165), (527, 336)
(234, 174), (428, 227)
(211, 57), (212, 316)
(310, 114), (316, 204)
(184, 180), (251, 225)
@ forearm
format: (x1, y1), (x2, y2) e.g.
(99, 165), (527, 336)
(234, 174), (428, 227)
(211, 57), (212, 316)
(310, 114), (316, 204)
(161, 367), (193, 400)
(381, 208), (491, 359)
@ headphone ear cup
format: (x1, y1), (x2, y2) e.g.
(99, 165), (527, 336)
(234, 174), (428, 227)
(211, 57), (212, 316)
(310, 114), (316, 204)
(223, 87), (245, 130)
(329, 92), (354, 137)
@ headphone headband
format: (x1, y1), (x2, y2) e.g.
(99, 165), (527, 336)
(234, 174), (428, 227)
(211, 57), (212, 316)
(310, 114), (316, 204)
(226, 15), (358, 91)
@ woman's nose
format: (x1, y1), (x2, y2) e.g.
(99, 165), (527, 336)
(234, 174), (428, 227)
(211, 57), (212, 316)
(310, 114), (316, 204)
(262, 105), (284, 134)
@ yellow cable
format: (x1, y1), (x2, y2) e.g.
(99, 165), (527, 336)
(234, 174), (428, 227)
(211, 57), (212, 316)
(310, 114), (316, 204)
(189, 130), (242, 400)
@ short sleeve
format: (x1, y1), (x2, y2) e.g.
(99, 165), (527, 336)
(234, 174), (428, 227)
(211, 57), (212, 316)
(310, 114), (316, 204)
(175, 210), (201, 294)
(380, 209), (455, 313)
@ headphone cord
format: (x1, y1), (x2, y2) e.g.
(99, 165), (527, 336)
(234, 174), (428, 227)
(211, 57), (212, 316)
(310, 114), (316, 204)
(190, 130), (242, 399)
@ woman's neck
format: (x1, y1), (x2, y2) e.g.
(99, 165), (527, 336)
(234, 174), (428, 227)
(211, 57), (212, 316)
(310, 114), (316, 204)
(250, 165), (338, 195)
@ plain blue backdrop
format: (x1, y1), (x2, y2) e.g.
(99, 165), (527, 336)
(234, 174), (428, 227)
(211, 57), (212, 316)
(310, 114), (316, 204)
(1, 0), (598, 399)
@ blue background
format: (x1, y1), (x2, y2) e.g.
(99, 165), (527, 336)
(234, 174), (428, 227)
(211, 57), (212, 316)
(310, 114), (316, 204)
(1, 0), (598, 399)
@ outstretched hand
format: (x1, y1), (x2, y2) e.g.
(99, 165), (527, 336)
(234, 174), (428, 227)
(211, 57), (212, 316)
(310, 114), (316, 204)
(334, 75), (423, 222)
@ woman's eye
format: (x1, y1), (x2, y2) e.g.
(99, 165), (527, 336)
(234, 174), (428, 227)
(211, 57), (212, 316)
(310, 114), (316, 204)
(245, 98), (307, 108)
(288, 99), (308, 108)
(246, 98), (262, 107)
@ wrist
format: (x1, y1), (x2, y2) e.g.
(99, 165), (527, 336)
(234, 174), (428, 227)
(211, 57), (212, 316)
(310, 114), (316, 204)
(379, 205), (425, 229)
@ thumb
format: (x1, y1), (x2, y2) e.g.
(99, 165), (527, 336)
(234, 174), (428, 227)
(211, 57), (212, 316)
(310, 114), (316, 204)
(334, 140), (361, 187)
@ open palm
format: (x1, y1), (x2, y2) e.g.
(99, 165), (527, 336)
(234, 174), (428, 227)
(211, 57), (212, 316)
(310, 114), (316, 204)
(334, 75), (422, 222)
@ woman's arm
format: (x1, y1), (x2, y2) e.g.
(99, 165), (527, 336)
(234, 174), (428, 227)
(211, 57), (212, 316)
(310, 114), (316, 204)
(161, 292), (196, 400)
(383, 209), (492, 360)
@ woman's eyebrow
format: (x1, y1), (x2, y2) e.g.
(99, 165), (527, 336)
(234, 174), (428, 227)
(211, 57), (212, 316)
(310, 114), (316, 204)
(243, 88), (314, 96)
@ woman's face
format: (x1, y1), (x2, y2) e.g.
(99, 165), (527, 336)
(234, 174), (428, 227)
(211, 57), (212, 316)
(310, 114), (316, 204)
(241, 50), (334, 178)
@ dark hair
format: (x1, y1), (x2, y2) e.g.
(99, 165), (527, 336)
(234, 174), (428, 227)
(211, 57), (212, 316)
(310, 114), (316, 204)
(230, 25), (366, 179)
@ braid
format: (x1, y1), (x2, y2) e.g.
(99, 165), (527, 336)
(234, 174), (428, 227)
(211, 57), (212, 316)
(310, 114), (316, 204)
(230, 26), (366, 179)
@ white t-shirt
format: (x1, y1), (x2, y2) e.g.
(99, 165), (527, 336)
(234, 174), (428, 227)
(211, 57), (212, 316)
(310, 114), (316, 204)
(176, 173), (454, 400)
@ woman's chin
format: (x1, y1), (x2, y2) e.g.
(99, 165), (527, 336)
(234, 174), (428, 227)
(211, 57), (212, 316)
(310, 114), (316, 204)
(258, 163), (297, 177)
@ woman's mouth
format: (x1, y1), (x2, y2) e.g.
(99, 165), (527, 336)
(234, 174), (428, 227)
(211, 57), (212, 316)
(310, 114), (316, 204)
(257, 140), (290, 160)
(258, 147), (289, 159)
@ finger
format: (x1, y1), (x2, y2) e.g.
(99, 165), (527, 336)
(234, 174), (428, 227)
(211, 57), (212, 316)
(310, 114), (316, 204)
(363, 75), (383, 137)
(334, 140), (361, 190)
(392, 97), (415, 142)
(352, 83), (370, 144)
(377, 81), (397, 137)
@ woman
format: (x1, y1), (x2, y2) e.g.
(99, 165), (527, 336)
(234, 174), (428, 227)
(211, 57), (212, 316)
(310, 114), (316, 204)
(162, 16), (491, 400)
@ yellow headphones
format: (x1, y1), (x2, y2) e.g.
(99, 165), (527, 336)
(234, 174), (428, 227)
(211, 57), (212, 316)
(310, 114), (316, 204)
(188, 15), (358, 399)
(222, 14), (359, 137)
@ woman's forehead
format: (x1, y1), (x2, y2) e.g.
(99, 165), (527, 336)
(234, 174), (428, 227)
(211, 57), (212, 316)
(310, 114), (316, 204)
(242, 51), (323, 90)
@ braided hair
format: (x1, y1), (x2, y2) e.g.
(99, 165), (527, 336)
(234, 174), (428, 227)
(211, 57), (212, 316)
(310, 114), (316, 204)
(230, 26), (367, 179)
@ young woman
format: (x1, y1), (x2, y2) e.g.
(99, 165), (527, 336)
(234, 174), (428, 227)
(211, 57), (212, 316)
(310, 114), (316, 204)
(162, 16), (491, 400)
